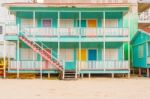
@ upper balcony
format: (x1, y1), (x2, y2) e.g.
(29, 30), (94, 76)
(4, 11), (130, 42)
(5, 25), (129, 42)
(138, 8), (150, 28)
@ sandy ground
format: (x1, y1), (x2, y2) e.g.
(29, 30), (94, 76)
(0, 77), (150, 99)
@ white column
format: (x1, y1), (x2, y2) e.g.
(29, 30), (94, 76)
(128, 11), (130, 78)
(3, 22), (6, 78)
(57, 11), (60, 60)
(123, 43), (125, 68)
(79, 12), (81, 72)
(17, 40), (20, 79)
(17, 24), (20, 79)
(103, 11), (106, 71)
(32, 11), (36, 70)
(40, 44), (43, 79)
(3, 41), (6, 78)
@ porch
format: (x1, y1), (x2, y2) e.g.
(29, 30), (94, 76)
(8, 60), (129, 73)
(5, 10), (130, 42)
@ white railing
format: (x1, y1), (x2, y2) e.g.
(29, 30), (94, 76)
(22, 27), (129, 37)
(139, 11), (150, 22)
(5, 24), (18, 35)
(44, 0), (128, 3)
(8, 60), (57, 70)
(105, 28), (128, 36)
(78, 61), (129, 70)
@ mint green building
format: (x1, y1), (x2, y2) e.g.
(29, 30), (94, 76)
(4, 0), (131, 79)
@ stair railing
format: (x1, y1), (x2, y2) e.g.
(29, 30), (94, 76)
(19, 31), (64, 70)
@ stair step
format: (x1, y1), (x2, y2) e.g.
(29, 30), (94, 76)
(65, 73), (75, 74)
(64, 76), (76, 78)
(63, 78), (78, 80)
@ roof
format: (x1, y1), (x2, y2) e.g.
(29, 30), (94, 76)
(3, 2), (132, 8)
(131, 28), (150, 43)
(142, 28), (150, 33)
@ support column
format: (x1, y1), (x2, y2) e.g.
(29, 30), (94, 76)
(138, 68), (142, 77)
(112, 73), (114, 78)
(16, 24), (20, 79)
(17, 40), (20, 79)
(57, 11), (60, 61)
(103, 11), (106, 71)
(32, 11), (36, 70)
(123, 43), (125, 68)
(79, 12), (82, 77)
(40, 44), (43, 79)
(3, 40), (6, 78)
(147, 68), (149, 77)
(88, 73), (91, 78)
(127, 11), (131, 78)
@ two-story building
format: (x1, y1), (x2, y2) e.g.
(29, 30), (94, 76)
(3, 0), (131, 79)
(131, 0), (150, 77)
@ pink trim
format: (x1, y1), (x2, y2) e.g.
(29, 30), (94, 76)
(4, 2), (130, 7)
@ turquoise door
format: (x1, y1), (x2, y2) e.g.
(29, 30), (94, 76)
(88, 49), (97, 61)
(77, 20), (86, 27)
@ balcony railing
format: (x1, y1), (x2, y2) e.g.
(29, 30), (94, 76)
(8, 60), (57, 70)
(78, 61), (129, 70)
(8, 60), (129, 71)
(139, 11), (150, 22)
(22, 27), (128, 37)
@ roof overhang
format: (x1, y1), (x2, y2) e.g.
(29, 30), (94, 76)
(138, 3), (150, 12)
(3, 2), (132, 9)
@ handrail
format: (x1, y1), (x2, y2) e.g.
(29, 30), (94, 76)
(22, 27), (65, 60)
(20, 32), (64, 66)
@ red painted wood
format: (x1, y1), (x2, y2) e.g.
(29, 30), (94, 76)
(19, 36), (63, 71)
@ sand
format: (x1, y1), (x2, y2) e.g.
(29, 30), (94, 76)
(0, 77), (149, 99)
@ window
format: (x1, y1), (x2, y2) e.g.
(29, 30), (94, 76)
(105, 19), (118, 28)
(138, 45), (144, 58)
(21, 48), (37, 60)
(42, 19), (51, 27)
(103, 49), (118, 60)
(21, 19), (37, 27)
(60, 19), (74, 28)
(60, 49), (74, 62)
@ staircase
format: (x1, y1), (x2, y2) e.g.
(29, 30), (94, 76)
(63, 70), (77, 80)
(18, 34), (63, 71)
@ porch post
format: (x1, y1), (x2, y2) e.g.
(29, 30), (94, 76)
(123, 43), (124, 69)
(79, 11), (81, 75)
(103, 11), (106, 71)
(146, 41), (149, 77)
(32, 11), (36, 70)
(3, 40), (6, 78)
(17, 24), (20, 79)
(40, 44), (43, 79)
(17, 39), (20, 79)
(3, 22), (6, 78)
(57, 11), (60, 60)
(128, 11), (130, 78)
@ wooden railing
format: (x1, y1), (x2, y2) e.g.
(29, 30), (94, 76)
(78, 61), (129, 70)
(139, 10), (150, 22)
(8, 60), (57, 70)
(8, 60), (129, 71)
(22, 27), (129, 37)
